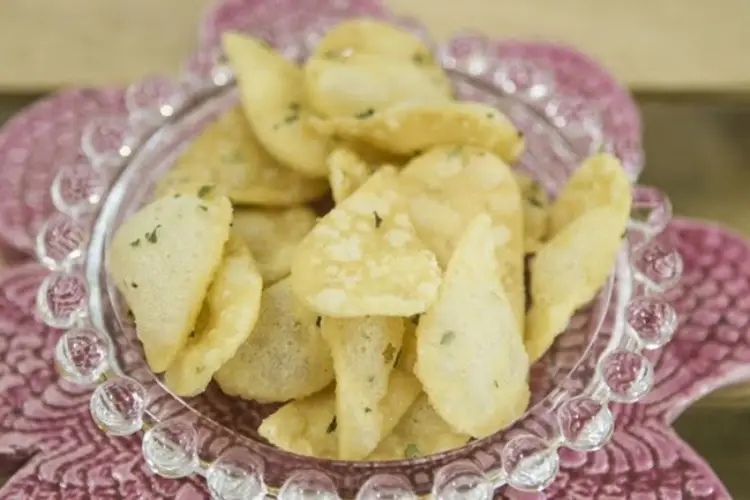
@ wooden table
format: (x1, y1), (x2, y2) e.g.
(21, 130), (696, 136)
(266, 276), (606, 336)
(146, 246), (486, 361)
(2, 0), (750, 497)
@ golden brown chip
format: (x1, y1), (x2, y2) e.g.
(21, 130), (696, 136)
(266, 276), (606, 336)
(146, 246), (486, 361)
(108, 190), (232, 372)
(525, 207), (625, 362)
(548, 153), (632, 237)
(163, 234), (263, 397)
(304, 54), (452, 118)
(223, 32), (331, 177)
(513, 172), (550, 252)
(401, 146), (525, 330)
(214, 278), (334, 402)
(321, 315), (405, 459)
(291, 166), (442, 317)
(415, 214), (530, 438)
(309, 102), (524, 163)
(368, 394), (471, 460)
(327, 146), (374, 204)
(153, 107), (329, 205)
(232, 206), (317, 284)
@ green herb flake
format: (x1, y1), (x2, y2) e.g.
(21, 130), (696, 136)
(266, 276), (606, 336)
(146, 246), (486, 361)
(486, 112), (495, 119)
(197, 185), (214, 198)
(382, 343), (397, 364)
(528, 197), (543, 208)
(283, 113), (300, 125)
(145, 225), (161, 244)
(440, 330), (455, 345)
(326, 416), (338, 434)
(199, 205), (208, 212)
(373, 211), (383, 228)
(355, 108), (375, 119)
(368, 376), (375, 383)
(130, 238), (141, 248)
(364, 407), (372, 413)
(412, 52), (426, 64)
(130, 281), (139, 289)
(494, 380), (499, 388)
(404, 443), (421, 459)
(173, 193), (181, 198)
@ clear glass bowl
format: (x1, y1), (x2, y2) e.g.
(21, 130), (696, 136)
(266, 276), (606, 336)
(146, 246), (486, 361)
(34, 8), (682, 500)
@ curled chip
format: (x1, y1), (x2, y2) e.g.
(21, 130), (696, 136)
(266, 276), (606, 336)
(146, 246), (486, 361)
(223, 32), (331, 178)
(163, 234), (262, 397)
(259, 369), (420, 460)
(526, 207), (625, 362)
(513, 172), (550, 252)
(327, 146), (374, 204)
(415, 214), (530, 438)
(214, 278), (334, 402)
(232, 206), (317, 284)
(548, 153), (632, 237)
(401, 146), (525, 330)
(309, 102), (525, 164)
(153, 107), (329, 205)
(108, 189), (232, 372)
(321, 315), (405, 460)
(304, 54), (452, 118)
(368, 394), (470, 460)
(291, 166), (442, 317)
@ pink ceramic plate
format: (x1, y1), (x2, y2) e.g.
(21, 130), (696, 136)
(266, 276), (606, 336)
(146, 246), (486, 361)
(0, 219), (743, 499)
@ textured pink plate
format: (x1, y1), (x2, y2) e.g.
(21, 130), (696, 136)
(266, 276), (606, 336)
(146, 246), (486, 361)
(0, 219), (744, 499)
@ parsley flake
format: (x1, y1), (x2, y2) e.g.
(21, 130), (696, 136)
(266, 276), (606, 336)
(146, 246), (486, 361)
(382, 343), (397, 364)
(145, 225), (161, 244)
(486, 112), (495, 119)
(494, 380), (499, 388)
(197, 185), (213, 198)
(364, 407), (372, 413)
(404, 443), (421, 459)
(326, 416), (338, 434)
(440, 330), (455, 345)
(412, 53), (426, 64)
(199, 205), (208, 212)
(130, 281), (139, 289)
(373, 211), (383, 228)
(355, 108), (375, 119)
(130, 238), (141, 248)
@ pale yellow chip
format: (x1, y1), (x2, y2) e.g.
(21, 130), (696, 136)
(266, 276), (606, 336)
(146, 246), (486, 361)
(304, 54), (452, 118)
(214, 278), (334, 402)
(232, 206), (317, 284)
(321, 315), (405, 459)
(223, 32), (331, 177)
(153, 107), (329, 205)
(163, 234), (263, 397)
(312, 19), (433, 61)
(401, 146), (525, 330)
(526, 207), (625, 362)
(290, 166), (442, 317)
(309, 102), (525, 163)
(259, 368), (420, 460)
(327, 146), (374, 204)
(368, 393), (471, 460)
(108, 191), (232, 373)
(513, 172), (550, 252)
(415, 214), (530, 438)
(548, 153), (632, 237)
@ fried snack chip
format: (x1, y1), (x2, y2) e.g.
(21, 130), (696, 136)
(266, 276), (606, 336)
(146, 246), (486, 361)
(163, 234), (262, 396)
(153, 107), (329, 205)
(304, 55), (452, 118)
(259, 369), (420, 459)
(401, 146), (525, 329)
(321, 315), (405, 459)
(368, 394), (471, 460)
(214, 278), (334, 402)
(513, 172), (550, 252)
(548, 153), (632, 237)
(108, 189), (232, 372)
(415, 214), (530, 437)
(291, 167), (442, 317)
(232, 206), (317, 284)
(395, 315), (419, 373)
(525, 207), (625, 362)
(327, 146), (374, 204)
(223, 33), (330, 178)
(309, 102), (525, 164)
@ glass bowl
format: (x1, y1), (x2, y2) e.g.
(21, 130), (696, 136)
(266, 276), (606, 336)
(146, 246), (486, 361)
(33, 7), (682, 500)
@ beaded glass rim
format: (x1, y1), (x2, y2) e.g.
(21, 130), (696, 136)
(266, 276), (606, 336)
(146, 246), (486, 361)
(32, 7), (683, 500)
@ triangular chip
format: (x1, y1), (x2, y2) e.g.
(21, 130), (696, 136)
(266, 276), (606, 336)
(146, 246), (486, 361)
(548, 153), (632, 237)
(321, 315), (408, 460)
(401, 146), (525, 330)
(309, 101), (524, 163)
(163, 234), (263, 397)
(153, 107), (329, 205)
(291, 167), (441, 317)
(223, 32), (330, 177)
(232, 206), (317, 284)
(368, 394), (471, 460)
(304, 54), (452, 118)
(415, 214), (530, 438)
(526, 207), (624, 362)
(327, 146), (374, 204)
(108, 191), (232, 372)
(214, 278), (334, 402)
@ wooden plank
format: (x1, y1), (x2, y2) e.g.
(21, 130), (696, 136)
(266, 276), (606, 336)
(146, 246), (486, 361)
(1, 0), (749, 93)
